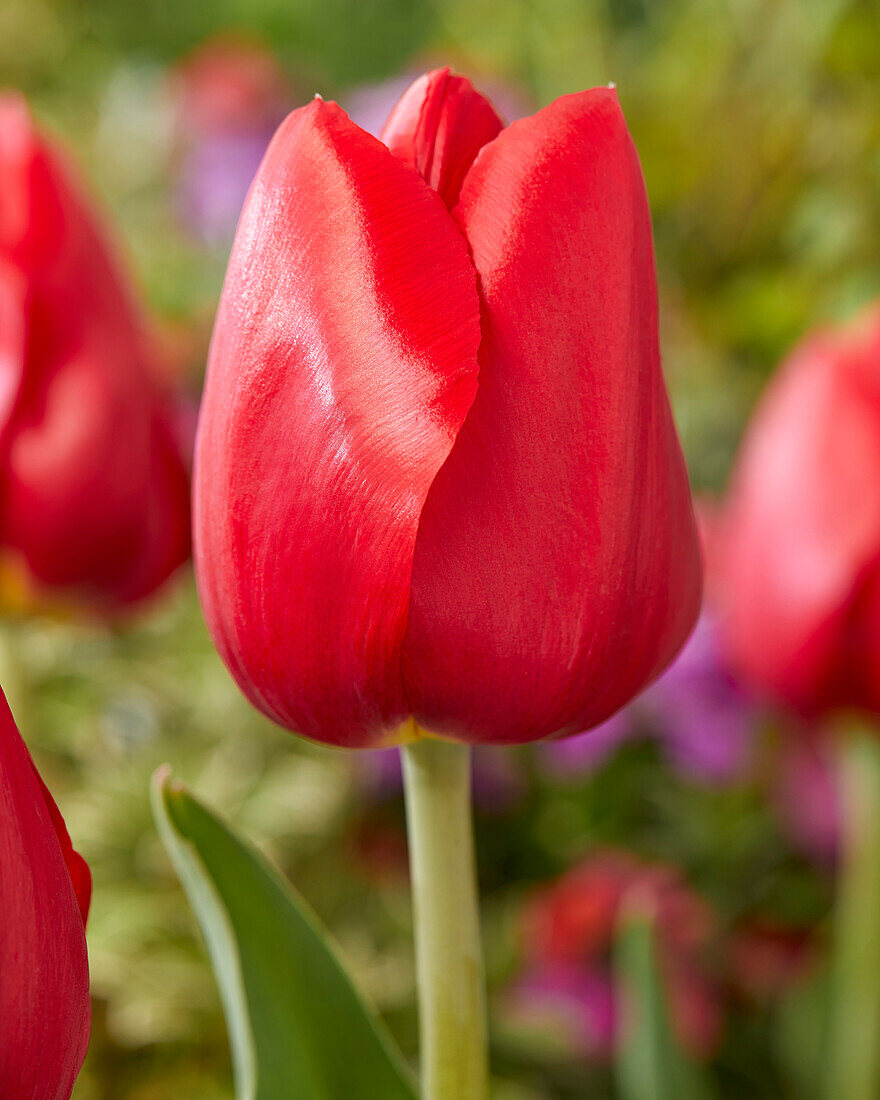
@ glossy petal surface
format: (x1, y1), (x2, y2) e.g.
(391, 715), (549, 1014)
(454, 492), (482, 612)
(720, 311), (880, 712)
(403, 88), (701, 743)
(381, 68), (503, 208)
(0, 695), (90, 1099)
(194, 99), (481, 747)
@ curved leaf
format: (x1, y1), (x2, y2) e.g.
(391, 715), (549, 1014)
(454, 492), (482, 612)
(151, 767), (417, 1100)
(614, 908), (718, 1100)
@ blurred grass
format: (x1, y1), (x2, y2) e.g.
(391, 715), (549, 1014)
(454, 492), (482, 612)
(0, 0), (876, 1096)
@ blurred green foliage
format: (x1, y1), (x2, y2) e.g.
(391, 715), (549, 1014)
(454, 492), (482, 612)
(1, 0), (877, 1096)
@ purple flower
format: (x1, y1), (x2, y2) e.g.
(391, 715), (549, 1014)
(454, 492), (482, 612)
(647, 613), (754, 783)
(344, 75), (416, 137)
(354, 745), (406, 802)
(540, 709), (633, 778)
(177, 130), (278, 247)
(504, 964), (617, 1058)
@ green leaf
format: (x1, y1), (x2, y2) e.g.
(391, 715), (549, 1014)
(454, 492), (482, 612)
(614, 906), (718, 1100)
(151, 767), (418, 1100)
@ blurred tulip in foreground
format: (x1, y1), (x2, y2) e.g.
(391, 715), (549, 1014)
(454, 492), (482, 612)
(195, 68), (701, 747)
(719, 306), (880, 715)
(0, 95), (190, 610)
(0, 693), (91, 1097)
(508, 851), (722, 1059)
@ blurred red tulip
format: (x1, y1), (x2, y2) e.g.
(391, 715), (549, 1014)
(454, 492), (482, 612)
(727, 919), (815, 1003)
(195, 67), (700, 748)
(516, 851), (723, 1058)
(0, 692), (91, 1097)
(0, 94), (190, 610)
(169, 37), (291, 246)
(719, 306), (880, 714)
(172, 36), (289, 138)
(773, 728), (841, 866)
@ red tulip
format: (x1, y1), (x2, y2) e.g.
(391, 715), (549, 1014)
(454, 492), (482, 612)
(0, 693), (91, 1097)
(0, 94), (190, 609)
(727, 919), (815, 1003)
(719, 306), (880, 714)
(194, 68), (701, 747)
(516, 851), (723, 1058)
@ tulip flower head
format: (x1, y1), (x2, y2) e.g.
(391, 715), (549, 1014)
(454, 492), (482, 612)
(0, 95), (190, 611)
(195, 68), (701, 747)
(719, 306), (880, 716)
(0, 693), (91, 1098)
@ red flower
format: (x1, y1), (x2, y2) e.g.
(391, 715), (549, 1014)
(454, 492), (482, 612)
(727, 919), (816, 1003)
(718, 306), (880, 714)
(194, 68), (701, 747)
(0, 95), (190, 610)
(516, 851), (723, 1058)
(0, 693), (91, 1098)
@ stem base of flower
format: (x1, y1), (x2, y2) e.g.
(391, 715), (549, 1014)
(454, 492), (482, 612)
(402, 737), (489, 1100)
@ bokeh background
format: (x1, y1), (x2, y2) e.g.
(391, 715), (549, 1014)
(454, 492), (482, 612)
(4, 0), (880, 1096)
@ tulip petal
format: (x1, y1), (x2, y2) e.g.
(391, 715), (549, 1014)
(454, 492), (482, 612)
(403, 88), (701, 743)
(31, 766), (92, 925)
(195, 99), (481, 747)
(3, 348), (162, 600)
(849, 566), (880, 713)
(0, 96), (190, 609)
(110, 411), (192, 606)
(721, 313), (880, 710)
(0, 259), (26, 438)
(0, 696), (90, 1098)
(380, 69), (504, 208)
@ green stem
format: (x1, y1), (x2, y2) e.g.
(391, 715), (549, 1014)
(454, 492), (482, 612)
(401, 737), (489, 1100)
(824, 729), (880, 1100)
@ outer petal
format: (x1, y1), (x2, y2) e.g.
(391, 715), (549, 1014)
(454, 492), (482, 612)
(380, 68), (504, 208)
(719, 310), (880, 712)
(31, 767), (92, 925)
(194, 99), (481, 747)
(0, 694), (90, 1098)
(403, 88), (701, 743)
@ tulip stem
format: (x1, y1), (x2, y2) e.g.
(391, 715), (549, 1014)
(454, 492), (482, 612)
(401, 737), (489, 1100)
(824, 727), (880, 1100)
